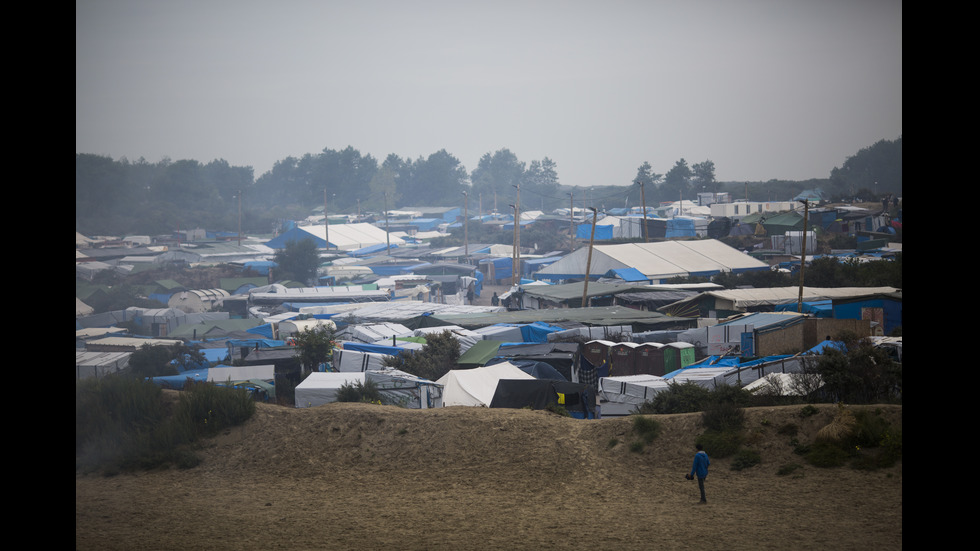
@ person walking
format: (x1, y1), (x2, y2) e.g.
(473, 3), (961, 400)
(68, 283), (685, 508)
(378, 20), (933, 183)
(490, 292), (499, 306)
(689, 443), (710, 503)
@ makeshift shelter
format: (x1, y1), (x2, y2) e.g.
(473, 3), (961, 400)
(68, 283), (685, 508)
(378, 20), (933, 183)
(365, 368), (443, 409)
(490, 379), (596, 419)
(168, 289), (230, 314)
(534, 239), (768, 283)
(76, 351), (130, 380)
(294, 372), (366, 408)
(435, 362), (535, 407)
(488, 342), (579, 381)
(265, 223), (405, 251)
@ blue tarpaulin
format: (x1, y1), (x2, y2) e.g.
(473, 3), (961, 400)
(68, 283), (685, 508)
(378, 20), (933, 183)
(576, 222), (613, 240)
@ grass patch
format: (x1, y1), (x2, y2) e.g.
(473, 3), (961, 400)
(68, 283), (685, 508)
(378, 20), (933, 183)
(776, 463), (804, 477)
(631, 415), (662, 443)
(76, 376), (256, 474)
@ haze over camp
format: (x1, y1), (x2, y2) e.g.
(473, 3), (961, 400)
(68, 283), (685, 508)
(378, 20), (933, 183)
(77, 2), (901, 549)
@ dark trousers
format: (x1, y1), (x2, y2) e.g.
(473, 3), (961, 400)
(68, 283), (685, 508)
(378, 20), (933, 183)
(697, 477), (706, 502)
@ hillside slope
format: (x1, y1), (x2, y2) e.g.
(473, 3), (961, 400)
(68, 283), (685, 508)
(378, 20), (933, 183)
(76, 401), (902, 551)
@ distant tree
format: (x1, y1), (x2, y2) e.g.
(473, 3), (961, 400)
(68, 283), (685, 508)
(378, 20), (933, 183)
(522, 157), (560, 210)
(828, 137), (902, 198)
(368, 162), (401, 213)
(470, 149), (526, 208)
(629, 162), (663, 209)
(272, 238), (321, 284)
(661, 158), (693, 201)
(293, 325), (337, 376)
(405, 149), (469, 205)
(691, 160), (717, 194)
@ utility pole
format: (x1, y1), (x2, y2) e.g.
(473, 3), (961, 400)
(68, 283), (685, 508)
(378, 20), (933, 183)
(384, 191), (390, 254)
(638, 180), (649, 243)
(234, 192), (241, 246)
(568, 192), (574, 251)
(581, 207), (598, 308)
(323, 186), (330, 251)
(797, 199), (810, 312)
(513, 184), (521, 285)
(462, 190), (469, 256)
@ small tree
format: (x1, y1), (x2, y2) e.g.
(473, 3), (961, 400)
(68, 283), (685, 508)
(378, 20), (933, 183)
(292, 325), (337, 376)
(273, 238), (321, 284)
(816, 332), (901, 403)
(384, 330), (460, 381)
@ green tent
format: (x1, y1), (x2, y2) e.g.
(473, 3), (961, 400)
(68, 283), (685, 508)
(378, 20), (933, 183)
(457, 340), (505, 368)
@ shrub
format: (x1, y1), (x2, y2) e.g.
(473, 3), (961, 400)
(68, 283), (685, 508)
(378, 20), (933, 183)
(777, 463), (804, 477)
(76, 376), (256, 473)
(336, 380), (383, 404)
(777, 423), (799, 437)
(805, 440), (852, 468)
(697, 430), (743, 459)
(701, 401), (746, 433)
(730, 449), (762, 471)
(632, 415), (662, 443)
(635, 381), (711, 414)
(799, 404), (819, 418)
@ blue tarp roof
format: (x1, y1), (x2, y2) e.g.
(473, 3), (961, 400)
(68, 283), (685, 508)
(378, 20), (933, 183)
(349, 243), (398, 257)
(775, 299), (833, 317)
(340, 342), (412, 356)
(604, 267), (650, 282)
(264, 227), (327, 249)
(147, 368), (209, 389)
(576, 222), (614, 240)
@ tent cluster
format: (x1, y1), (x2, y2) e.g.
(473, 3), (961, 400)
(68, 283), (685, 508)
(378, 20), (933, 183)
(77, 195), (901, 414)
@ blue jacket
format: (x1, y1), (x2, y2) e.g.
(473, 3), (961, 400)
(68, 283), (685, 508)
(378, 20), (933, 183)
(690, 450), (710, 479)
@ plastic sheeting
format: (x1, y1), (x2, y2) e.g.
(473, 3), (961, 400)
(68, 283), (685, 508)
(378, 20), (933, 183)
(295, 372), (366, 408)
(435, 362), (535, 407)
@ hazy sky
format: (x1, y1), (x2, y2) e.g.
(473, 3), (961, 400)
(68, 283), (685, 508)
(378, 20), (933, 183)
(76, 0), (901, 188)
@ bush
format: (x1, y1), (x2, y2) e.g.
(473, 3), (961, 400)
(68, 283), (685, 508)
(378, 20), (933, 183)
(730, 449), (762, 471)
(634, 381), (711, 414)
(701, 401), (746, 433)
(336, 380), (384, 404)
(697, 429), (743, 459)
(777, 463), (804, 477)
(805, 440), (851, 468)
(631, 415), (662, 443)
(76, 376), (256, 473)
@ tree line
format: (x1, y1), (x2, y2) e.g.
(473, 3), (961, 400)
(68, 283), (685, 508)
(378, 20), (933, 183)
(76, 136), (901, 236)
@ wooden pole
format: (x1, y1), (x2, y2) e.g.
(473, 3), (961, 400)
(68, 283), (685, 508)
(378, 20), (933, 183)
(582, 207), (598, 308)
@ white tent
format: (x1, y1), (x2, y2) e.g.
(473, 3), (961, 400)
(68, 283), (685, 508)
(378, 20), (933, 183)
(535, 239), (768, 282)
(76, 351), (131, 380)
(435, 362), (535, 407)
(294, 372), (366, 408)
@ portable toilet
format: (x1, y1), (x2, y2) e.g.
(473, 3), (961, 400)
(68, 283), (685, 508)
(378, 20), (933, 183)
(609, 342), (640, 376)
(582, 340), (614, 369)
(663, 342), (696, 374)
(635, 342), (666, 376)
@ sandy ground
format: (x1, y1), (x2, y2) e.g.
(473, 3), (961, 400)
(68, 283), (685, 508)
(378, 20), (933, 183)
(76, 401), (902, 551)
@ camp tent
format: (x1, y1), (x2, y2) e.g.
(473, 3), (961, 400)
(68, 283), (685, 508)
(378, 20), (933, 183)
(364, 368), (444, 409)
(435, 362), (535, 407)
(294, 372), (366, 408)
(490, 379), (596, 419)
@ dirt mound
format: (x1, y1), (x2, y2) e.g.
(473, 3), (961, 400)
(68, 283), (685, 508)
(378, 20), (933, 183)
(76, 402), (902, 551)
